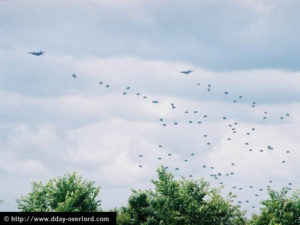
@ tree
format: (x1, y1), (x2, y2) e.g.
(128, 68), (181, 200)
(17, 172), (101, 212)
(117, 166), (246, 225)
(248, 187), (300, 225)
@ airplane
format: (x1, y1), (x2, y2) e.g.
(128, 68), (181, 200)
(180, 69), (194, 74)
(28, 50), (46, 56)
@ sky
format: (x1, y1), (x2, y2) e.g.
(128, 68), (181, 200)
(0, 0), (300, 216)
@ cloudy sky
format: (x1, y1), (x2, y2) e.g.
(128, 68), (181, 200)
(0, 0), (300, 215)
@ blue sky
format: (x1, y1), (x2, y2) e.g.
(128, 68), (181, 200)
(0, 0), (300, 216)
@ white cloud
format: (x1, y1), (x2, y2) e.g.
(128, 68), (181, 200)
(0, 156), (48, 176)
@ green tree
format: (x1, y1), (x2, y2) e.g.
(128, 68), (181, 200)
(248, 187), (300, 225)
(17, 172), (101, 212)
(117, 166), (246, 225)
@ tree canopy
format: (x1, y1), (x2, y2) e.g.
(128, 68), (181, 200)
(117, 166), (246, 225)
(16, 172), (101, 212)
(12, 168), (300, 225)
(248, 187), (300, 225)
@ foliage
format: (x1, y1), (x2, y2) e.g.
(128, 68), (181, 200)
(117, 166), (246, 225)
(16, 172), (101, 212)
(13, 168), (300, 225)
(248, 187), (300, 225)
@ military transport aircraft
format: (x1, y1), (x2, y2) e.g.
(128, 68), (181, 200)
(28, 50), (46, 56)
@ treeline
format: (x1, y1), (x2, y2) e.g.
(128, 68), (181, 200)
(4, 166), (299, 225)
